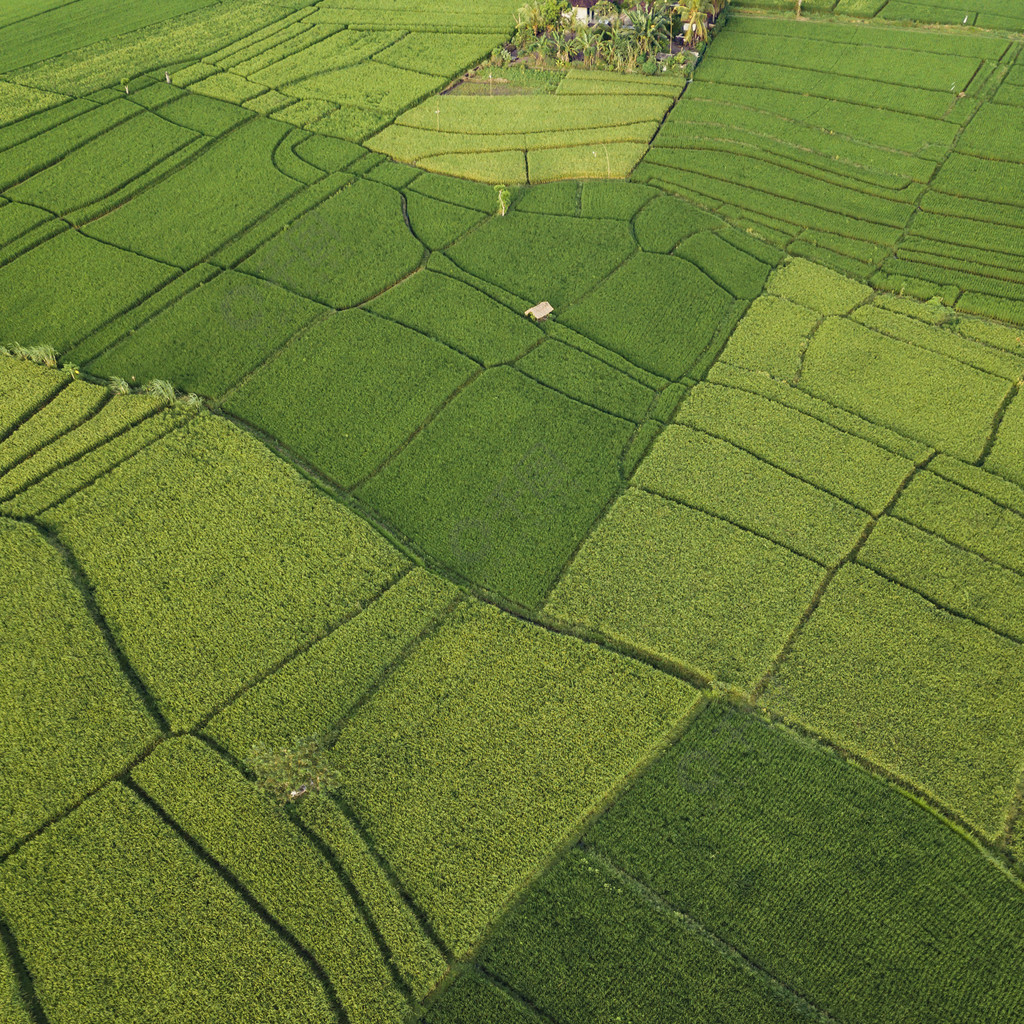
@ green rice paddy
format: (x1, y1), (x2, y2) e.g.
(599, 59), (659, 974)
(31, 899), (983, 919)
(3, 0), (1024, 1020)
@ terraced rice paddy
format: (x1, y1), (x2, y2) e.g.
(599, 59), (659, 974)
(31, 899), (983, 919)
(3, 0), (1024, 1020)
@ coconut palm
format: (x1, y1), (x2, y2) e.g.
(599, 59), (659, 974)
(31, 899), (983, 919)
(675, 0), (711, 45)
(627, 1), (671, 56)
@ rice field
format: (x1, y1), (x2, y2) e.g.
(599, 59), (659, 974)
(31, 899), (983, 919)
(3, 0), (1024, 1021)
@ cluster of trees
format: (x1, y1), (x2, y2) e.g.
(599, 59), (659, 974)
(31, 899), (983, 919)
(511, 0), (729, 73)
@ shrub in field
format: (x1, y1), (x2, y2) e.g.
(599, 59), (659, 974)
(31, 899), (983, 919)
(248, 737), (338, 805)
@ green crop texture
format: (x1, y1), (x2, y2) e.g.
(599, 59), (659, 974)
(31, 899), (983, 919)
(225, 308), (477, 486)
(547, 487), (826, 689)
(357, 365), (635, 607)
(476, 702), (1024, 1023)
(369, 86), (680, 183)
(5, 0), (1024, 1018)
(559, 252), (734, 379)
(0, 784), (338, 1022)
(633, 423), (870, 565)
(332, 598), (701, 957)
(39, 411), (407, 731)
(132, 737), (411, 1023)
(763, 563), (1024, 839)
(0, 518), (160, 856)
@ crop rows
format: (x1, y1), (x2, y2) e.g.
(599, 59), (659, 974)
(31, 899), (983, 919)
(369, 73), (683, 183)
(0, 356), (711, 1020)
(548, 257), (1024, 838)
(0, 81), (785, 608)
(428, 702), (1024, 1022)
(634, 16), (1024, 323)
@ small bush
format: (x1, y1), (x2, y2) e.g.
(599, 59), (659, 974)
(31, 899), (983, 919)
(248, 737), (338, 805)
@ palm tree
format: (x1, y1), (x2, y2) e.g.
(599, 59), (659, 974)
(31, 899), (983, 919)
(675, 0), (710, 45)
(627, 1), (671, 57)
(574, 22), (600, 67)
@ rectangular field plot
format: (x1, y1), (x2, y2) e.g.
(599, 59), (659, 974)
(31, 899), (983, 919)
(373, 31), (504, 78)
(39, 414), (407, 731)
(458, 847), (810, 1024)
(550, 252), (733, 380)
(582, 703), (1024, 1024)
(237, 178), (424, 307)
(85, 269), (327, 400)
(369, 89), (678, 183)
(83, 116), (302, 266)
(0, 518), (160, 856)
(205, 567), (460, 759)
(0, 230), (176, 353)
(858, 515), (1024, 643)
(800, 316), (1009, 463)
(894, 468), (1024, 575)
(675, 381), (915, 514)
(367, 268), (543, 366)
(0, 784), (337, 1024)
(633, 423), (870, 565)
(445, 209), (635, 310)
(763, 563), (1024, 839)
(331, 598), (702, 958)
(546, 487), (825, 690)
(356, 365), (634, 608)
(225, 308), (476, 487)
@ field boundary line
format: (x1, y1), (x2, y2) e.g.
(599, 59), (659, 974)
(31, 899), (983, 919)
(853, 560), (1024, 645)
(0, 738), (164, 868)
(664, 419), (875, 513)
(751, 449), (936, 704)
(0, 910), (52, 1024)
(0, 373), (69, 447)
(580, 843), (842, 1024)
(193, 735), (416, 1009)
(67, 263), (222, 368)
(412, 694), (710, 1016)
(188, 563), (413, 737)
(886, 509), (1024, 579)
(327, 591), (467, 736)
(326, 790), (454, 962)
(124, 778), (349, 1024)
(360, 305), (487, 370)
(643, 143), (917, 223)
(0, 391), (111, 483)
(347, 367), (484, 492)
(29, 518), (170, 731)
(507, 363), (640, 425)
(979, 379), (1022, 465)
(474, 966), (559, 1023)
(28, 407), (194, 517)
(633, 483), (832, 568)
